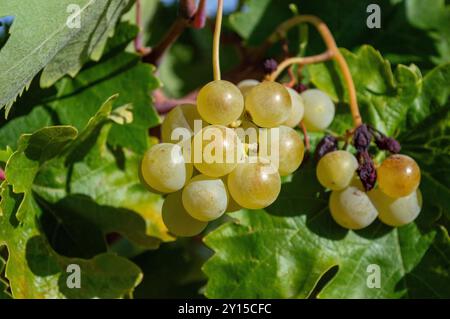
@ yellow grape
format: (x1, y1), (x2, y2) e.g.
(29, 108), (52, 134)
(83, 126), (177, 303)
(141, 143), (192, 193)
(316, 150), (358, 190)
(245, 81), (292, 128)
(192, 125), (244, 177)
(300, 89), (335, 131)
(197, 80), (244, 125)
(162, 191), (208, 237)
(329, 182), (378, 230)
(182, 175), (228, 221)
(227, 160), (281, 209)
(369, 188), (422, 226)
(377, 154), (421, 198)
(161, 103), (205, 143)
(258, 126), (305, 176)
(237, 79), (260, 97)
(283, 87), (304, 128)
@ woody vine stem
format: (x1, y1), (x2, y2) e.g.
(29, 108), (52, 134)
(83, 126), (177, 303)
(265, 15), (362, 128)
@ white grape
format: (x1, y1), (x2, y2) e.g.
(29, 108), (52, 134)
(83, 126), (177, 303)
(161, 103), (205, 143)
(192, 125), (244, 177)
(227, 160), (281, 209)
(237, 79), (260, 97)
(245, 81), (292, 128)
(329, 181), (378, 230)
(316, 150), (358, 190)
(300, 89), (335, 131)
(141, 143), (191, 193)
(182, 175), (228, 221)
(283, 87), (304, 128)
(258, 126), (305, 176)
(197, 80), (244, 125)
(162, 191), (208, 237)
(369, 188), (422, 227)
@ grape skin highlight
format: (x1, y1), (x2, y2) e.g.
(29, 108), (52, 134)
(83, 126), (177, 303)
(197, 80), (244, 125)
(182, 175), (228, 221)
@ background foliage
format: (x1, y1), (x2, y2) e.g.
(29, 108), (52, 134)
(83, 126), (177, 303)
(0, 0), (448, 298)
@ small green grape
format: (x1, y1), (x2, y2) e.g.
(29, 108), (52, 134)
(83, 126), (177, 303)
(300, 89), (335, 131)
(227, 159), (281, 209)
(197, 80), (244, 125)
(369, 188), (422, 226)
(258, 126), (305, 176)
(161, 103), (205, 143)
(283, 87), (304, 128)
(141, 143), (191, 193)
(329, 181), (378, 230)
(237, 79), (260, 97)
(192, 125), (244, 177)
(162, 191), (208, 237)
(182, 175), (228, 221)
(245, 81), (292, 128)
(316, 150), (358, 190)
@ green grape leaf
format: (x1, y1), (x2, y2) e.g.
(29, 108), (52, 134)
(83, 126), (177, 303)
(0, 182), (142, 299)
(309, 45), (421, 136)
(204, 162), (450, 298)
(0, 0), (133, 115)
(132, 243), (208, 298)
(0, 106), (53, 150)
(4, 126), (77, 221)
(406, 0), (450, 65)
(399, 63), (450, 218)
(48, 22), (160, 154)
(0, 22), (160, 154)
(4, 96), (171, 254)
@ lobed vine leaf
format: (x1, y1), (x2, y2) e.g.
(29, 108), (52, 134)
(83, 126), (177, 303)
(0, 182), (142, 298)
(0, 95), (173, 297)
(0, 0), (134, 115)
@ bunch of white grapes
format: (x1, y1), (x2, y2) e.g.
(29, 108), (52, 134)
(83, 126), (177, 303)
(141, 78), (336, 237)
(316, 151), (422, 229)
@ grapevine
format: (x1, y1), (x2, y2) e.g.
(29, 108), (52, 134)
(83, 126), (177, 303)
(0, 0), (448, 300)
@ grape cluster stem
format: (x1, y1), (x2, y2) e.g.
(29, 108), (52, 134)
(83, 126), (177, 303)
(213, 0), (224, 81)
(266, 15), (363, 128)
